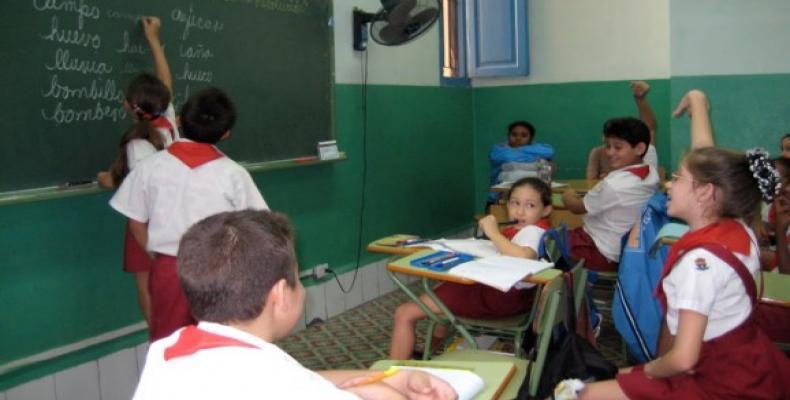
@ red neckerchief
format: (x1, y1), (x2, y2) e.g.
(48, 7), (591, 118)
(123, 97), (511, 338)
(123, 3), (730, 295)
(151, 116), (176, 142)
(502, 218), (551, 239)
(624, 164), (650, 180)
(167, 141), (223, 169)
(655, 219), (751, 312)
(164, 325), (258, 361)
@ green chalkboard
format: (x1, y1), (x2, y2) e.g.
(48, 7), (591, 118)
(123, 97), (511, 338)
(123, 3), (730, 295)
(0, 0), (334, 192)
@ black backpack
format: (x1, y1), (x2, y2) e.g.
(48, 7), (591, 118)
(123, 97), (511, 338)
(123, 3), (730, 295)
(517, 273), (617, 399)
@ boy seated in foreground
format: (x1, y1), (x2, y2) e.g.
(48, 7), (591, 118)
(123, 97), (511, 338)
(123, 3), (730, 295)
(133, 210), (456, 400)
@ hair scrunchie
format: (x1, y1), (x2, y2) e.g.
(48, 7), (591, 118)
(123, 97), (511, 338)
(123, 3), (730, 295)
(132, 104), (163, 121)
(745, 148), (781, 202)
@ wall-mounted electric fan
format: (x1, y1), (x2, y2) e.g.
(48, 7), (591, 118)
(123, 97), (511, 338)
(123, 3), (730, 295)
(353, 0), (440, 50)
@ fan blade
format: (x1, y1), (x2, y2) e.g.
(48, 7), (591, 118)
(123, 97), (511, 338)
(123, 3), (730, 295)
(378, 23), (409, 44)
(387, 0), (416, 25)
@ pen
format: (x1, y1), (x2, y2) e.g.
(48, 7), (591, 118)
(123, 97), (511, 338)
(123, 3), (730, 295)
(350, 366), (399, 387)
(394, 361), (475, 371)
(435, 256), (459, 268)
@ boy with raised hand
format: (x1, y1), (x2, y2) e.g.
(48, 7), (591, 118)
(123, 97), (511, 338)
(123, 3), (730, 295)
(133, 210), (456, 400)
(564, 114), (659, 272)
(586, 81), (659, 179)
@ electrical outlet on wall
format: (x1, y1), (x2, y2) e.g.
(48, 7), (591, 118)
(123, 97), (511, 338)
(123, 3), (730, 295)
(314, 263), (329, 279)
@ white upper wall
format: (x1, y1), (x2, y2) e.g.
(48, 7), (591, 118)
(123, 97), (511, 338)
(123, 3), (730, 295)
(333, 0), (440, 85)
(670, 0), (790, 76)
(474, 0), (670, 87)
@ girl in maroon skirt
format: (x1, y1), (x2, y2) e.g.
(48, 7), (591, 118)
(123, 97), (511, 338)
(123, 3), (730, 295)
(575, 91), (790, 399)
(96, 17), (178, 327)
(389, 177), (553, 360)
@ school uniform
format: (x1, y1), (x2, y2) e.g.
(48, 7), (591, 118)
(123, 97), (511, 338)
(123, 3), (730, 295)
(569, 163), (658, 271)
(433, 219), (549, 318)
(111, 139), (268, 340)
(488, 142), (555, 203)
(616, 220), (790, 399)
(133, 322), (359, 400)
(123, 103), (180, 273)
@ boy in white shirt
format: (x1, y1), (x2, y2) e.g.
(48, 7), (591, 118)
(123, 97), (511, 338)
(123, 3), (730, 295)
(111, 88), (268, 341)
(133, 210), (456, 400)
(563, 117), (659, 271)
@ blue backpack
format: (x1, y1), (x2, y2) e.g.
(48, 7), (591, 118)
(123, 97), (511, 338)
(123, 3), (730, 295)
(612, 192), (670, 363)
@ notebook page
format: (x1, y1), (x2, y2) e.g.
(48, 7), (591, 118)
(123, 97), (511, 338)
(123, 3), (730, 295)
(397, 367), (484, 400)
(448, 256), (554, 291)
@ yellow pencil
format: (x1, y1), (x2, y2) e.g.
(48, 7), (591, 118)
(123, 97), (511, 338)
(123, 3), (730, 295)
(351, 366), (399, 387)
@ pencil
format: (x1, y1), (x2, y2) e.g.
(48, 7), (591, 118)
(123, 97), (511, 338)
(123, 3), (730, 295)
(350, 366), (399, 387)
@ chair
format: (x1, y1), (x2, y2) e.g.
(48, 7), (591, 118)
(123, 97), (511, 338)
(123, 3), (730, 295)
(434, 274), (567, 398)
(442, 235), (584, 359)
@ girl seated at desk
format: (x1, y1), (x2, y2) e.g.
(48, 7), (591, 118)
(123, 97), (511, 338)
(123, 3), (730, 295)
(389, 177), (552, 360)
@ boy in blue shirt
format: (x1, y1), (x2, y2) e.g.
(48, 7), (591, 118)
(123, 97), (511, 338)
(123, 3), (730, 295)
(488, 120), (555, 205)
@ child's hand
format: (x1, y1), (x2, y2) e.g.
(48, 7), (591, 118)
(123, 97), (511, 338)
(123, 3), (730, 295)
(478, 215), (500, 238)
(96, 171), (115, 189)
(401, 371), (457, 400)
(142, 16), (162, 41)
(630, 81), (650, 99)
(672, 90), (708, 118)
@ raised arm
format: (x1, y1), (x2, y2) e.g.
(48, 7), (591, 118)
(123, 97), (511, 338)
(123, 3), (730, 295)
(631, 81), (656, 145)
(142, 16), (173, 95)
(673, 90), (714, 150)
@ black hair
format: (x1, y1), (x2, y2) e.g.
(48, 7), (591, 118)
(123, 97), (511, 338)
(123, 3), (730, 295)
(179, 87), (237, 144)
(602, 117), (650, 157)
(506, 177), (551, 207)
(508, 120), (536, 138)
(178, 210), (297, 324)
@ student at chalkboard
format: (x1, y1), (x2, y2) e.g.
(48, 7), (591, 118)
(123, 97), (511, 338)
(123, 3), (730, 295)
(97, 16), (179, 328)
(110, 87), (269, 341)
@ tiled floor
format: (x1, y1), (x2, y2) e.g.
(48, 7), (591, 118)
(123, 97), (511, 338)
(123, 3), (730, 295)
(276, 282), (628, 371)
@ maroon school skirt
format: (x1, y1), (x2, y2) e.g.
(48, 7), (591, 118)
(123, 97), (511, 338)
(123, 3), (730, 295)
(123, 222), (152, 273)
(616, 319), (790, 399)
(433, 282), (535, 319)
(754, 302), (790, 342)
(148, 255), (196, 341)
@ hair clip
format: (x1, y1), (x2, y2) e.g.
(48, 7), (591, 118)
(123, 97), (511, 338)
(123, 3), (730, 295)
(746, 148), (781, 202)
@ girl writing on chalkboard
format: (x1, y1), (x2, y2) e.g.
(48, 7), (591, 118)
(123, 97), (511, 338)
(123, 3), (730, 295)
(97, 16), (178, 327)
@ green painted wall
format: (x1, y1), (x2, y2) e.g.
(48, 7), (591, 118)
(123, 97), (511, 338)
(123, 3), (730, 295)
(0, 84), (474, 380)
(669, 74), (790, 168)
(471, 79), (672, 208)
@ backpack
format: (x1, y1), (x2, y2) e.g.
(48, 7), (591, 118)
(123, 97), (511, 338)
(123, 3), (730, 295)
(517, 273), (617, 399)
(611, 192), (670, 363)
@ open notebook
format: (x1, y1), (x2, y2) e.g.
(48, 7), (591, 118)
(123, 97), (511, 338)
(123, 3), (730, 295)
(448, 255), (554, 292)
(370, 360), (516, 400)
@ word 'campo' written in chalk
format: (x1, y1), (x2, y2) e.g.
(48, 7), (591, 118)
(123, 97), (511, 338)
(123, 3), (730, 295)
(45, 48), (113, 75)
(171, 5), (225, 41)
(32, 0), (100, 30)
(40, 16), (102, 49)
(40, 74), (125, 102)
(41, 101), (125, 125)
(219, 0), (308, 14)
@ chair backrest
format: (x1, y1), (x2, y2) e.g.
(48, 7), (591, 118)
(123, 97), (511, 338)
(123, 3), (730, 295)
(527, 275), (565, 397)
(568, 259), (587, 313)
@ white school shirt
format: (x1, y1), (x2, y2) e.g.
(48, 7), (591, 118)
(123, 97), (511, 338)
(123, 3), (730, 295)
(643, 144), (658, 170)
(133, 322), (360, 400)
(110, 140), (268, 256)
(662, 222), (760, 340)
(126, 103), (181, 170)
(582, 163), (659, 262)
(511, 224), (546, 289)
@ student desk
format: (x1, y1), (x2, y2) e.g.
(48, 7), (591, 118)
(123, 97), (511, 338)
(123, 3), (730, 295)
(659, 236), (790, 308)
(372, 242), (561, 356)
(489, 179), (600, 194)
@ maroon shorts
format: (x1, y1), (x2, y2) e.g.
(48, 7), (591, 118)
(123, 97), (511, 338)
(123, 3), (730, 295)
(123, 222), (152, 273)
(434, 282), (535, 319)
(149, 255), (195, 341)
(568, 227), (618, 272)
